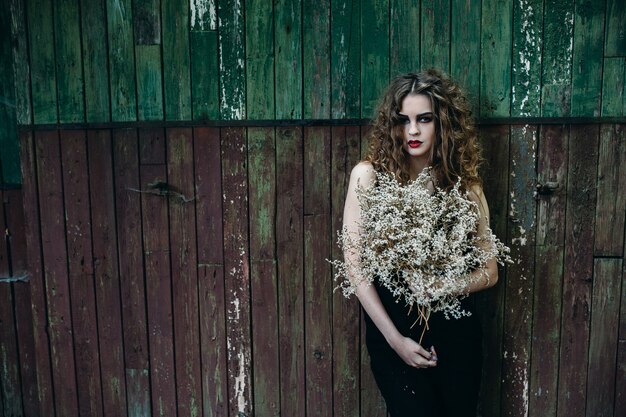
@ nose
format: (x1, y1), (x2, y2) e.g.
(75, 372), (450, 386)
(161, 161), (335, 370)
(408, 121), (420, 136)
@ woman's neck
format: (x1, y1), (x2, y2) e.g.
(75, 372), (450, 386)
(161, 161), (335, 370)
(408, 156), (429, 180)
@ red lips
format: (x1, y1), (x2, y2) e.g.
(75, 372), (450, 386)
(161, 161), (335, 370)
(408, 140), (422, 148)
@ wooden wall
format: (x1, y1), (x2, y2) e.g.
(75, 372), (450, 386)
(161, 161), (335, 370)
(1, 123), (624, 417)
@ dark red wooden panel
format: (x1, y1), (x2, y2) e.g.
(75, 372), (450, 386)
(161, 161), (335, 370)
(194, 127), (228, 417)
(87, 130), (127, 416)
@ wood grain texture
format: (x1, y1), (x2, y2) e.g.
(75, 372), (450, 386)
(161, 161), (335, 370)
(167, 128), (202, 417)
(600, 58), (625, 117)
(604, 0), (626, 56)
(248, 127), (280, 416)
(194, 127), (228, 417)
(218, 0), (245, 120)
(512, 0), (542, 117)
(276, 127), (305, 416)
(304, 0), (331, 119)
(275, 0), (302, 119)
(113, 129), (151, 417)
(9, 0), (32, 125)
(221, 127), (252, 416)
(60, 130), (103, 417)
(585, 258), (622, 417)
(331, 126), (361, 417)
(480, 0), (512, 117)
(331, 0), (361, 118)
(451, 0), (481, 115)
(246, 0), (275, 119)
(594, 124), (626, 256)
(361, 0), (389, 117)
(162, 0), (192, 120)
(133, 0), (160, 45)
(390, 0), (420, 76)
(0, 3), (19, 184)
(421, 0), (450, 72)
(87, 130), (128, 417)
(556, 124), (598, 417)
(191, 31), (220, 120)
(135, 45), (164, 121)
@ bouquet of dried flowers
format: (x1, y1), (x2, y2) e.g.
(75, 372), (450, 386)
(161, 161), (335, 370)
(330, 169), (511, 341)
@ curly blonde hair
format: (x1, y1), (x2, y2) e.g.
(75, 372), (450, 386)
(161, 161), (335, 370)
(365, 68), (482, 191)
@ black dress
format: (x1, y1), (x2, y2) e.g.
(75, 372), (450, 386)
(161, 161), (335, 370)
(364, 278), (483, 417)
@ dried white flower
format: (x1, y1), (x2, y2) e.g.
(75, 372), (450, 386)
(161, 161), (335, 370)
(330, 169), (512, 320)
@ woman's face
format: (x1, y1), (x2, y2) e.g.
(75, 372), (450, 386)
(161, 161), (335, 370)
(398, 94), (435, 162)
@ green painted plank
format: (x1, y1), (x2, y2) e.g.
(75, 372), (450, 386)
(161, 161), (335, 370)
(0, 4), (19, 184)
(601, 58), (625, 116)
(304, 0), (330, 119)
(218, 0), (245, 120)
(331, 0), (360, 118)
(81, 0), (111, 122)
(512, 0), (543, 117)
(605, 0), (626, 56)
(163, 0), (192, 120)
(136, 45), (164, 121)
(541, 0), (574, 117)
(275, 0), (302, 119)
(421, 0), (450, 72)
(390, 0), (420, 76)
(133, 0), (160, 45)
(451, 0), (481, 115)
(570, 0), (606, 116)
(26, 0), (57, 123)
(191, 31), (220, 119)
(480, 0), (512, 117)
(107, 0), (137, 121)
(54, 0), (84, 123)
(246, 0), (274, 119)
(361, 0), (389, 118)
(10, 0), (32, 125)
(190, 0), (217, 31)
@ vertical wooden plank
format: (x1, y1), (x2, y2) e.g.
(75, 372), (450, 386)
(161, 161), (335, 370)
(601, 58), (625, 117)
(81, 0), (111, 122)
(3, 189), (39, 417)
(221, 127), (252, 416)
(136, 45), (164, 121)
(570, 0), (606, 116)
(331, 0), (361, 119)
(194, 127), (228, 417)
(529, 125), (568, 417)
(615, 269), (626, 417)
(556, 125), (598, 417)
(331, 126), (361, 417)
(512, 0), (542, 118)
(113, 129), (151, 417)
(451, 0), (481, 115)
(0, 192), (24, 417)
(390, 0), (419, 76)
(303, 127), (332, 416)
(541, 0), (574, 117)
(594, 124), (626, 256)
(276, 126), (305, 416)
(275, 0), (302, 119)
(19, 131), (54, 416)
(246, 0), (274, 119)
(167, 128), (202, 417)
(604, 0), (626, 56)
(304, 0), (331, 119)
(60, 130), (103, 417)
(36, 131), (79, 416)
(54, 0), (85, 122)
(107, 0), (137, 121)
(190, 0), (219, 119)
(139, 130), (176, 417)
(133, 0), (160, 45)
(162, 0), (192, 120)
(248, 127), (279, 416)
(475, 125), (509, 417)
(421, 0), (451, 72)
(480, 0), (512, 117)
(361, 0), (389, 118)
(218, 0), (245, 120)
(26, 0), (58, 123)
(0, 3), (19, 184)
(585, 259), (622, 417)
(10, 0), (32, 125)
(87, 130), (128, 417)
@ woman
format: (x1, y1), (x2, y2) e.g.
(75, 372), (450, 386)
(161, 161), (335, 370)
(342, 69), (499, 416)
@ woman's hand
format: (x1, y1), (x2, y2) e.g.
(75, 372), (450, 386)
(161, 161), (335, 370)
(390, 336), (438, 368)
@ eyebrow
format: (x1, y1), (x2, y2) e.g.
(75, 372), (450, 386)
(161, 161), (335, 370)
(397, 112), (433, 117)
